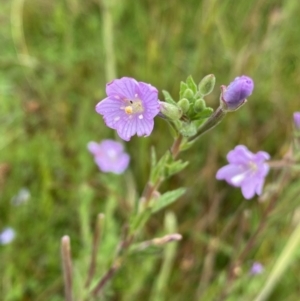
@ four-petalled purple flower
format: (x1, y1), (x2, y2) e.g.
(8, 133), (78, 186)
(221, 76), (254, 111)
(88, 139), (130, 174)
(216, 145), (270, 199)
(96, 77), (160, 141)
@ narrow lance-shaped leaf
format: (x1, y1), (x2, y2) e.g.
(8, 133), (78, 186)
(165, 160), (189, 178)
(150, 152), (170, 183)
(152, 188), (186, 213)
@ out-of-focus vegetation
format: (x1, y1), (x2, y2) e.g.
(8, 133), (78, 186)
(1, 0), (300, 300)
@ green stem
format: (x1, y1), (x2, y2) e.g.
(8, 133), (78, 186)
(101, 0), (117, 81)
(189, 106), (226, 142)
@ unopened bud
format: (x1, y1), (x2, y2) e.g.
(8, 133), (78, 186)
(159, 101), (182, 120)
(193, 98), (205, 113)
(198, 74), (215, 96)
(220, 75), (254, 112)
(178, 98), (190, 113)
(183, 88), (194, 100)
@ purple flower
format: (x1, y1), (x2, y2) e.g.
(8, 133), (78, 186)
(96, 77), (160, 141)
(216, 145), (270, 199)
(250, 262), (264, 275)
(88, 139), (130, 174)
(293, 112), (300, 129)
(0, 227), (15, 245)
(221, 76), (254, 111)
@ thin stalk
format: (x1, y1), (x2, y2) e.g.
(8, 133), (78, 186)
(85, 214), (105, 289)
(61, 236), (73, 301)
(189, 106), (226, 142)
(91, 259), (122, 297)
(101, 0), (117, 81)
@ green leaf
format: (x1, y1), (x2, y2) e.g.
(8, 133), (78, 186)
(179, 82), (188, 99)
(166, 160), (189, 178)
(162, 90), (177, 106)
(152, 188), (186, 213)
(193, 107), (214, 120)
(150, 152), (170, 183)
(186, 75), (197, 94)
(179, 140), (195, 152)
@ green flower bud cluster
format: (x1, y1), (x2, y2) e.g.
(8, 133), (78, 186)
(178, 75), (215, 122)
(159, 75), (215, 138)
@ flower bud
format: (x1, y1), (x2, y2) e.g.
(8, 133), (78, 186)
(183, 88), (194, 100)
(293, 112), (300, 129)
(177, 98), (190, 113)
(198, 74), (215, 96)
(220, 75), (254, 111)
(159, 101), (182, 120)
(193, 98), (205, 113)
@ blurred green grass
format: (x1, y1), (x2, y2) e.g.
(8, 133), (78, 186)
(1, 0), (300, 300)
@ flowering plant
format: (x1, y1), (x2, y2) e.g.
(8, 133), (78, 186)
(60, 74), (300, 301)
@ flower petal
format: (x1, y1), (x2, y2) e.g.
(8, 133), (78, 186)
(216, 165), (243, 183)
(136, 117), (154, 137)
(137, 82), (160, 119)
(87, 141), (101, 155)
(227, 145), (254, 165)
(116, 117), (138, 141)
(106, 77), (138, 99)
(255, 151), (271, 162)
(100, 140), (124, 154)
(241, 179), (258, 199)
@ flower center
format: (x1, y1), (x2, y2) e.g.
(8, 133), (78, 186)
(107, 149), (117, 160)
(123, 98), (144, 115)
(248, 161), (258, 172)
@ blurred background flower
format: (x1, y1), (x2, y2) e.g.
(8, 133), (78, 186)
(87, 139), (130, 174)
(216, 145), (270, 199)
(250, 262), (264, 275)
(0, 227), (15, 245)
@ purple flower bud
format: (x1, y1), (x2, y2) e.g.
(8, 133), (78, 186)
(221, 76), (254, 111)
(293, 112), (300, 129)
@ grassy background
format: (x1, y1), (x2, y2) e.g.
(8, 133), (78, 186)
(1, 0), (300, 300)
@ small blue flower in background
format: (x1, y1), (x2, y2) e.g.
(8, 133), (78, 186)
(216, 145), (270, 199)
(95, 77), (160, 141)
(88, 139), (130, 174)
(221, 76), (254, 111)
(250, 262), (264, 275)
(293, 112), (300, 129)
(0, 227), (15, 245)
